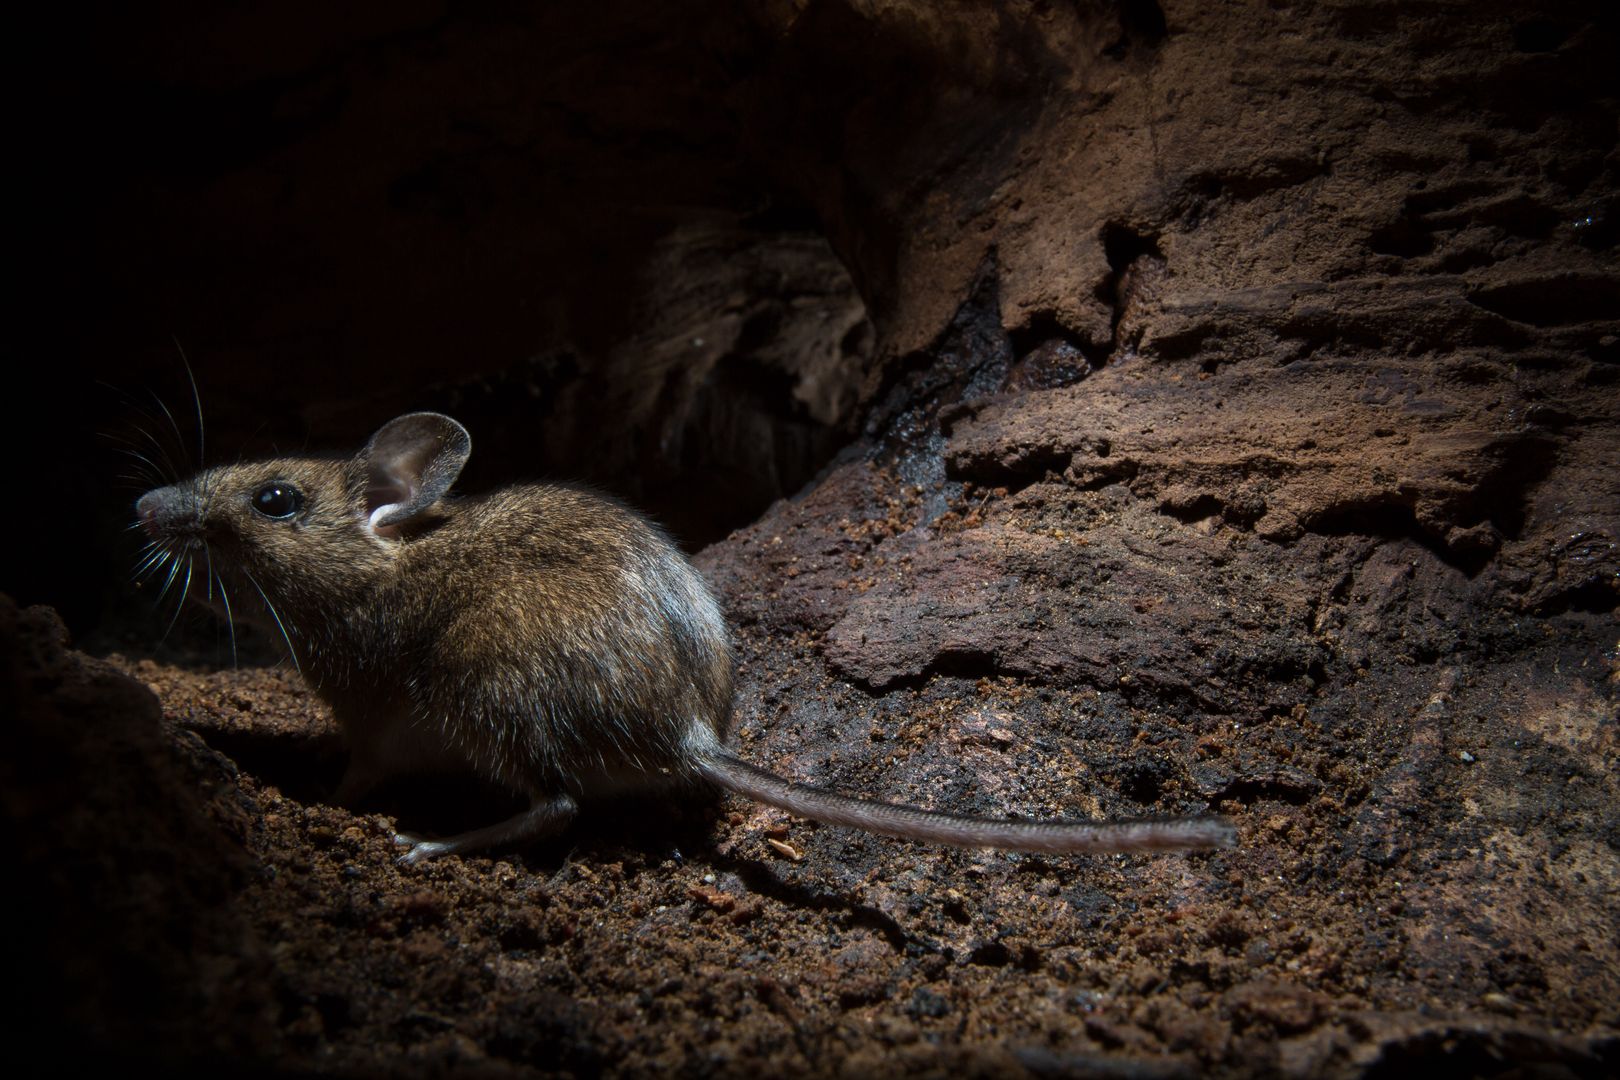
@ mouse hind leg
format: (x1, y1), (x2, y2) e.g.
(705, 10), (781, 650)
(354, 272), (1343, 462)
(394, 793), (579, 865)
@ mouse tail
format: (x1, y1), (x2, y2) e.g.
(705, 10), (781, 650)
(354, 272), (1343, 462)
(696, 752), (1236, 854)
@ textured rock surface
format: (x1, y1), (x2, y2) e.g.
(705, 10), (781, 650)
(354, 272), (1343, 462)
(0, 597), (276, 1068)
(9, 0), (1618, 1076)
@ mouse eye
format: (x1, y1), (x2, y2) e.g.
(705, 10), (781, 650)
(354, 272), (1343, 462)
(251, 483), (304, 520)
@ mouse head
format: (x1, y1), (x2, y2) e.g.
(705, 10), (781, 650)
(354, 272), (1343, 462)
(135, 412), (471, 613)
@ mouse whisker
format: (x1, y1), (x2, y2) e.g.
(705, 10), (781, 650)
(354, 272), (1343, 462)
(132, 544), (169, 579)
(159, 553), (194, 642)
(95, 384), (177, 485)
(178, 554), (195, 610)
(214, 561), (239, 669)
(129, 414), (186, 485)
(174, 337), (206, 469)
(117, 471), (163, 491)
(154, 548), (184, 598)
(110, 444), (167, 488)
(147, 389), (193, 476)
(244, 569), (301, 675)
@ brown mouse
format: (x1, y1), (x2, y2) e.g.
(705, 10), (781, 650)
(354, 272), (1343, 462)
(135, 413), (1236, 864)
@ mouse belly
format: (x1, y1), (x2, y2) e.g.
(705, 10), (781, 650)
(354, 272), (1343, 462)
(324, 690), (480, 806)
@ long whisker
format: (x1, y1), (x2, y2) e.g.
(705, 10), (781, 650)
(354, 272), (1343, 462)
(174, 337), (205, 469)
(148, 391), (191, 477)
(133, 557), (166, 595)
(245, 570), (301, 675)
(127, 412), (184, 483)
(156, 549), (184, 598)
(95, 381), (167, 478)
(160, 554), (195, 642)
(133, 544), (169, 577)
(109, 440), (163, 467)
(215, 561), (239, 668)
(109, 441), (168, 488)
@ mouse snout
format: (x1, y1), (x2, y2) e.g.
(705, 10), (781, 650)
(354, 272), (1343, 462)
(136, 485), (199, 539)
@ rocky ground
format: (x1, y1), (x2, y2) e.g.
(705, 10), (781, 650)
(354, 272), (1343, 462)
(8, 1), (1618, 1076)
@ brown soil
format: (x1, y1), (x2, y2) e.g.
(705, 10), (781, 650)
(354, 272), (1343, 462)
(8, 1), (1618, 1077)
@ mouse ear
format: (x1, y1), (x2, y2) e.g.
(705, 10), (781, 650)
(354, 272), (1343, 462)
(360, 413), (471, 530)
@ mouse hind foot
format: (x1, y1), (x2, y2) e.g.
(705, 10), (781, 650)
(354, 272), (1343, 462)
(394, 793), (579, 865)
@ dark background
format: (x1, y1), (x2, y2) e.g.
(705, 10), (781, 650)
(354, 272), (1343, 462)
(11, 0), (944, 635)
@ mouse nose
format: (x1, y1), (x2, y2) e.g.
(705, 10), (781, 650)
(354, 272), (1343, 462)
(136, 486), (192, 538)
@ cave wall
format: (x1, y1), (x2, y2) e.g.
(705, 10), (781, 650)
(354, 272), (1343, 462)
(16, 0), (1618, 632)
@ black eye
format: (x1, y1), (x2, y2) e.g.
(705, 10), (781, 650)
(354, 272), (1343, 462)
(251, 483), (304, 520)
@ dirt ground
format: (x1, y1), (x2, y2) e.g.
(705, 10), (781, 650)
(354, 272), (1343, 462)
(7, 1), (1618, 1076)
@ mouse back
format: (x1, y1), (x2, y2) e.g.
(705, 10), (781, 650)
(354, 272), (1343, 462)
(384, 479), (734, 793)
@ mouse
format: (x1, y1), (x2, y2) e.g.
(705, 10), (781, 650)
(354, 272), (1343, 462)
(135, 412), (1237, 864)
